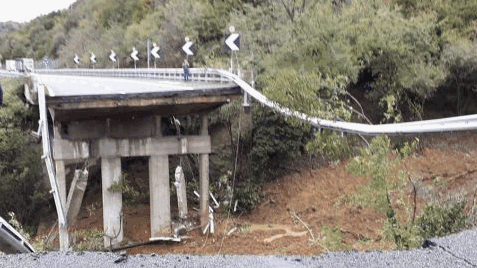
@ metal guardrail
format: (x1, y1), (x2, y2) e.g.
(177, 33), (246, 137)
(0, 216), (35, 254)
(33, 68), (477, 135)
(37, 83), (67, 227)
(0, 70), (25, 79)
(215, 70), (477, 135)
(36, 68), (233, 83)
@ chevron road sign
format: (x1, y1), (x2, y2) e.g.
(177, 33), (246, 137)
(131, 47), (139, 61)
(151, 44), (160, 59)
(90, 53), (96, 64)
(225, 33), (240, 51)
(182, 41), (195, 56)
(109, 50), (117, 62)
(73, 54), (80, 65)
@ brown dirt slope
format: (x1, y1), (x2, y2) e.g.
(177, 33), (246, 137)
(35, 132), (477, 255)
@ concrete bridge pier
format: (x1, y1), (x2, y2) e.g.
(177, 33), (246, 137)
(55, 160), (69, 251)
(149, 116), (172, 238)
(199, 115), (210, 229)
(33, 69), (241, 251)
(101, 157), (123, 247)
(149, 155), (171, 238)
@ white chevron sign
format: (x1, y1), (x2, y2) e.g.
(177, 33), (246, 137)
(182, 41), (195, 56)
(90, 53), (96, 64)
(109, 50), (117, 62)
(131, 47), (139, 61)
(151, 45), (160, 59)
(226, 33), (240, 51)
(73, 54), (80, 64)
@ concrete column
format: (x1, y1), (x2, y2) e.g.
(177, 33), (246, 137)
(55, 160), (69, 250)
(66, 169), (89, 225)
(53, 122), (62, 138)
(106, 118), (112, 137)
(149, 155), (171, 238)
(174, 166), (188, 221)
(199, 115), (209, 229)
(101, 157), (123, 247)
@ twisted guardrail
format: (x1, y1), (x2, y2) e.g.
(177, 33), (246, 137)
(215, 70), (477, 135)
(0, 216), (35, 254)
(32, 68), (477, 135)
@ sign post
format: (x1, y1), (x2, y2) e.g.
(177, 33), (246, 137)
(225, 26), (240, 74)
(147, 39), (150, 69)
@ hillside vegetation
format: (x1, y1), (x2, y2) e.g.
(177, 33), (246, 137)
(3, 0), (477, 171)
(1, 0), (477, 122)
(0, 78), (46, 234)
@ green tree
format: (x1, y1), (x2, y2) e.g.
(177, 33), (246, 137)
(0, 79), (47, 231)
(430, 41), (477, 115)
(247, 106), (312, 180)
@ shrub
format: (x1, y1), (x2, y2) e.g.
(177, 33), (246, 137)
(247, 106), (312, 181)
(384, 207), (423, 249)
(345, 136), (402, 213)
(415, 201), (467, 239)
(306, 129), (354, 161)
(108, 173), (148, 205)
(0, 79), (46, 233)
(232, 182), (262, 212)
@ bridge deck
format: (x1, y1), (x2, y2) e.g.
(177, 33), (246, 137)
(39, 75), (241, 121)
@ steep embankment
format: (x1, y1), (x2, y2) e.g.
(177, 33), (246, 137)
(32, 131), (477, 255)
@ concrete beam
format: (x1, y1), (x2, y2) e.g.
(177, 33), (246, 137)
(109, 116), (155, 138)
(98, 136), (211, 158)
(47, 95), (237, 111)
(53, 136), (211, 160)
(101, 157), (123, 247)
(149, 155), (171, 238)
(63, 120), (106, 139)
(53, 139), (90, 160)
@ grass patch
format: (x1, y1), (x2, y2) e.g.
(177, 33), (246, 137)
(72, 229), (105, 251)
(316, 225), (348, 252)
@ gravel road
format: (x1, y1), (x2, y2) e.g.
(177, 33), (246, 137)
(1, 229), (476, 268)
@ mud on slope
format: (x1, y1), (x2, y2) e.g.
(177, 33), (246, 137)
(35, 132), (477, 255)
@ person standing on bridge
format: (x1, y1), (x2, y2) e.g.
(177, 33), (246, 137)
(182, 59), (190, 81)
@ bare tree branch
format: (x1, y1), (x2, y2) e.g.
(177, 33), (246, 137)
(280, 0), (295, 22)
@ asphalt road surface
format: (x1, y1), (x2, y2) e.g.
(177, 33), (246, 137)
(38, 75), (236, 97)
(1, 228), (476, 268)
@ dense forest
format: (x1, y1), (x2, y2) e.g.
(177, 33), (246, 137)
(1, 0), (477, 120)
(1, 0), (477, 232)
